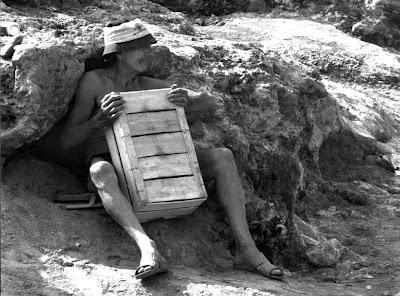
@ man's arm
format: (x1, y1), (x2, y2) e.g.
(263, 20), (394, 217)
(185, 90), (219, 113)
(60, 72), (124, 150)
(139, 76), (218, 112)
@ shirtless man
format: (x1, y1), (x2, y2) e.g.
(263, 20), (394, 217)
(60, 19), (284, 280)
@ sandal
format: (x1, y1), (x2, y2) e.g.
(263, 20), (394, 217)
(234, 251), (284, 281)
(135, 255), (168, 280)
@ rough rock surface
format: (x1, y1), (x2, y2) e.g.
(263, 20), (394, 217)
(148, 0), (254, 15)
(346, 0), (400, 50)
(151, 0), (400, 50)
(1, 0), (400, 295)
(306, 0), (400, 51)
(305, 238), (343, 267)
(0, 45), (83, 156)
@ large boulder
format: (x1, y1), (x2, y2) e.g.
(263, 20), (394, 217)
(1, 44), (83, 156)
(321, 0), (400, 50)
(351, 0), (400, 50)
(0, 8), (106, 157)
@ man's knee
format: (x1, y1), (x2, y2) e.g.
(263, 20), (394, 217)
(211, 147), (235, 166)
(89, 160), (118, 189)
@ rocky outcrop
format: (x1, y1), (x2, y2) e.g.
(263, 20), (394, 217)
(294, 215), (344, 267)
(3, 0), (84, 6)
(0, 44), (83, 156)
(148, 0), (400, 50)
(351, 0), (400, 50)
(147, 0), (262, 15)
(326, 0), (400, 50)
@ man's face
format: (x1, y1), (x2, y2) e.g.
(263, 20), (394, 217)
(121, 46), (151, 73)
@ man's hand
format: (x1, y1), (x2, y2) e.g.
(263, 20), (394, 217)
(167, 84), (189, 107)
(93, 92), (125, 126)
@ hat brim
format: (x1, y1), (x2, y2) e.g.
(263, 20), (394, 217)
(103, 33), (157, 56)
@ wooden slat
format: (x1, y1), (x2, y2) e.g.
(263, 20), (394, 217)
(144, 176), (202, 202)
(122, 88), (176, 114)
(138, 153), (193, 180)
(140, 198), (206, 212)
(54, 193), (95, 202)
(113, 118), (147, 209)
(105, 127), (130, 200)
(117, 115), (146, 194)
(127, 110), (181, 136)
(136, 206), (199, 223)
(181, 130), (208, 198)
(176, 108), (189, 131)
(132, 132), (187, 157)
(176, 108), (208, 198)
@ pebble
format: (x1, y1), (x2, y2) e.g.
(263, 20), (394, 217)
(63, 261), (74, 267)
(366, 285), (372, 290)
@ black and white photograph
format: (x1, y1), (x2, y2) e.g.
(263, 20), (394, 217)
(1, 0), (399, 295)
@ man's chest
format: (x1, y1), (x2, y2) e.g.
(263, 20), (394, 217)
(94, 76), (145, 107)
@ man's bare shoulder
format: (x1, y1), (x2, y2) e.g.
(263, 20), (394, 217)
(136, 75), (170, 90)
(76, 69), (110, 99)
(79, 70), (104, 89)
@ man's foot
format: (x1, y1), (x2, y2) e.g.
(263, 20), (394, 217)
(233, 246), (284, 280)
(135, 253), (169, 280)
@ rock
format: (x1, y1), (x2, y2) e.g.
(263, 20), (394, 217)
(306, 238), (343, 267)
(294, 215), (347, 266)
(351, 17), (400, 49)
(329, 0), (400, 50)
(172, 21), (196, 36)
(331, 182), (370, 205)
(62, 261), (74, 267)
(3, 0), (79, 6)
(149, 0), (256, 15)
(319, 129), (399, 186)
(0, 43), (84, 156)
(0, 0), (12, 11)
(364, 154), (396, 172)
(295, 215), (327, 248)
(0, 35), (23, 59)
(388, 153), (400, 170)
(246, 0), (267, 12)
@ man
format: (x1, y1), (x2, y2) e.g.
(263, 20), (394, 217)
(60, 19), (284, 280)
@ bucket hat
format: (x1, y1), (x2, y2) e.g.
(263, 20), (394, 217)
(103, 19), (156, 56)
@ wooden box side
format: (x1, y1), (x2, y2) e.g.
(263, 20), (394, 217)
(121, 88), (174, 114)
(176, 108), (208, 199)
(104, 127), (130, 201)
(108, 88), (208, 216)
(109, 114), (148, 209)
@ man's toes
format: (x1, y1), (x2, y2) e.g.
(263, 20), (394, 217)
(270, 267), (283, 277)
(137, 265), (153, 274)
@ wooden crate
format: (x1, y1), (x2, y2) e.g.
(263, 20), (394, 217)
(105, 88), (207, 222)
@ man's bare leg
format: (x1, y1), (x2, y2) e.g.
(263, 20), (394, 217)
(89, 157), (167, 277)
(196, 148), (283, 279)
